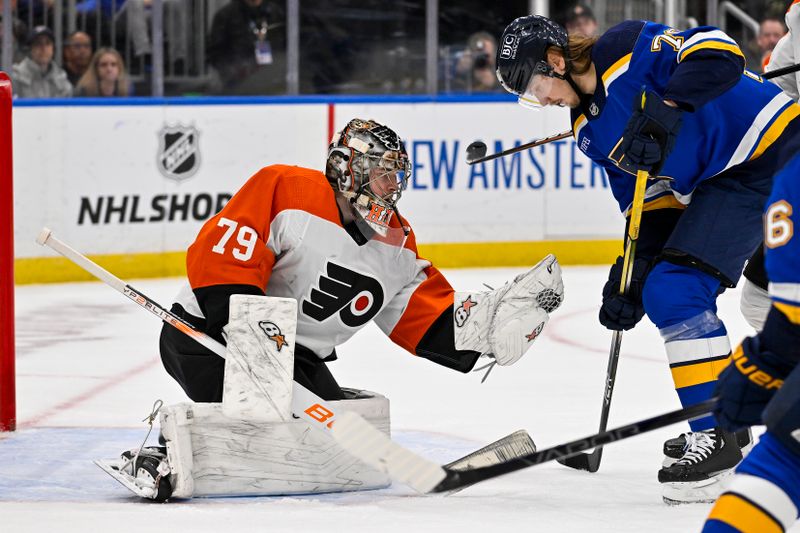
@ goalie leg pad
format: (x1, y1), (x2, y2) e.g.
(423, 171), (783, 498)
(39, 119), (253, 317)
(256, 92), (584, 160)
(159, 389), (391, 498)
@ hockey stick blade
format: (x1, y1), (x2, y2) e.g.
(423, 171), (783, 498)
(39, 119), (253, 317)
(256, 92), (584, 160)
(334, 398), (714, 494)
(444, 430), (536, 494)
(555, 447), (601, 472)
(430, 398), (716, 493)
(465, 141), (488, 164)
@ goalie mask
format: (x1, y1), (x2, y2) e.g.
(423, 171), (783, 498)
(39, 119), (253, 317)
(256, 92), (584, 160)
(325, 119), (411, 239)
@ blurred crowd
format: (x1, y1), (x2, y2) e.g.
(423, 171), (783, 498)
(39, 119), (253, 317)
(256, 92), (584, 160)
(0, 0), (792, 98)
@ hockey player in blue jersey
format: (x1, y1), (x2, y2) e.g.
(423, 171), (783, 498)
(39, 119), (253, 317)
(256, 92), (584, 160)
(702, 140), (800, 533)
(495, 15), (800, 503)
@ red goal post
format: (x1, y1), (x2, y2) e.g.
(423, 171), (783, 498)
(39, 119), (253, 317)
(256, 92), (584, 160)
(0, 72), (15, 432)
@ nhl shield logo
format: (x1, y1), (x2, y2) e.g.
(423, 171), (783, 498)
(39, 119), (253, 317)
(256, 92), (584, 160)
(157, 124), (200, 181)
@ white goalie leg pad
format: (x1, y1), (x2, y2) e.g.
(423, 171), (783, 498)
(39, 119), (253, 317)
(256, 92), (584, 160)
(159, 389), (391, 498)
(454, 253), (563, 366)
(222, 294), (297, 422)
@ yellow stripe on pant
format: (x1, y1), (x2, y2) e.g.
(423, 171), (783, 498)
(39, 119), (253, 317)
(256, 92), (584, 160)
(707, 493), (785, 533)
(671, 356), (731, 389)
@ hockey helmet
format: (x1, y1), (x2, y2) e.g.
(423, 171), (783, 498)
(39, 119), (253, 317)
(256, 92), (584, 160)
(325, 118), (411, 235)
(496, 16), (569, 108)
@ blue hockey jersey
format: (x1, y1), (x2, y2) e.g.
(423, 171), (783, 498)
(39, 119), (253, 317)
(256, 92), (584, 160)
(572, 20), (800, 215)
(766, 151), (800, 322)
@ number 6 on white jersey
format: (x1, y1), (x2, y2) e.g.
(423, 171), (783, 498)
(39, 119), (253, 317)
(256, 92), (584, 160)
(211, 217), (258, 261)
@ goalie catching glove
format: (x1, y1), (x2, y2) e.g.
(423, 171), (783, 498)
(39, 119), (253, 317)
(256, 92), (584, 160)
(454, 254), (564, 366)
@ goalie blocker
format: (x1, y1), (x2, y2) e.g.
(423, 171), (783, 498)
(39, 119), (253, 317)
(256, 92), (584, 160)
(97, 295), (393, 499)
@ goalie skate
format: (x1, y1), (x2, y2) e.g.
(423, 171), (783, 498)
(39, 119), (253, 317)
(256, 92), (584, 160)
(95, 446), (173, 502)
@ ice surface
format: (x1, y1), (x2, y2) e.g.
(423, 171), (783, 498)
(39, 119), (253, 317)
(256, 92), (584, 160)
(4, 267), (796, 532)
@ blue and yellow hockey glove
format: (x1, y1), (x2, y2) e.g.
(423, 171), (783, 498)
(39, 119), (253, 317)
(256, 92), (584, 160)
(714, 335), (794, 432)
(619, 90), (683, 176)
(598, 256), (651, 331)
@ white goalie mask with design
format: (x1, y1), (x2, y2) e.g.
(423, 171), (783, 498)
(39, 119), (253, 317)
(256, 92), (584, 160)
(325, 118), (412, 239)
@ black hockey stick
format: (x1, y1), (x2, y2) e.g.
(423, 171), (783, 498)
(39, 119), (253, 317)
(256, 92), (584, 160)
(763, 61), (800, 80)
(333, 394), (715, 493)
(429, 397), (716, 493)
(465, 130), (573, 165)
(462, 63), (797, 168)
(556, 167), (650, 473)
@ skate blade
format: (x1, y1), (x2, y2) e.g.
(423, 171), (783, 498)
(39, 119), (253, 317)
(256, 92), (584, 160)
(95, 459), (157, 499)
(661, 470), (733, 505)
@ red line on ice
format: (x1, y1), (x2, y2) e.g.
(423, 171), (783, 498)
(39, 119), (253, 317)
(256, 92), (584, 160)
(19, 356), (160, 429)
(547, 307), (663, 364)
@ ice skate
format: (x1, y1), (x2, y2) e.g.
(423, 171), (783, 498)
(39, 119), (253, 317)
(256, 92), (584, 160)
(658, 428), (745, 504)
(95, 446), (173, 502)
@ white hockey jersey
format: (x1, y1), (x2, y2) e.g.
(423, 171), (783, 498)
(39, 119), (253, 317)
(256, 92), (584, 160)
(767, 0), (800, 100)
(176, 164), (455, 359)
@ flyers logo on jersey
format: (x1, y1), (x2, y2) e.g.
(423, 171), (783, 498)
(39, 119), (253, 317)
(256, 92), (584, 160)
(302, 262), (385, 328)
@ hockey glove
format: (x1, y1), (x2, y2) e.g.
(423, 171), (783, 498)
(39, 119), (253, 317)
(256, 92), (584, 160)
(453, 254), (564, 366)
(598, 256), (651, 331)
(714, 335), (794, 432)
(618, 90), (683, 176)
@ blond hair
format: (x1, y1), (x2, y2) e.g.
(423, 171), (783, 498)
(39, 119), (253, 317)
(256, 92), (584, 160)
(76, 48), (130, 97)
(549, 34), (598, 76)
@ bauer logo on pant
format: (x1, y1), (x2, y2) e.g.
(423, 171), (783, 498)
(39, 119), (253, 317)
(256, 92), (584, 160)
(258, 321), (287, 351)
(454, 295), (477, 328)
(157, 124), (200, 182)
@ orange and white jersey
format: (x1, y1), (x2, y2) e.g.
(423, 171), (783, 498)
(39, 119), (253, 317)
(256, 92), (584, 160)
(767, 0), (800, 100)
(175, 164), (455, 359)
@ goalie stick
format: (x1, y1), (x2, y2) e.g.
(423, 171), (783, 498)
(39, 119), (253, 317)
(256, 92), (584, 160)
(763, 61), (800, 80)
(35, 227), (447, 487)
(333, 396), (716, 493)
(35, 227), (539, 491)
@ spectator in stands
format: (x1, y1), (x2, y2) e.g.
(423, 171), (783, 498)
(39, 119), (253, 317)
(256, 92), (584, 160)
(11, 26), (72, 98)
(207, 0), (285, 94)
(0, 0), (28, 65)
(564, 3), (599, 37)
(757, 16), (786, 71)
(123, 0), (187, 66)
(62, 31), (93, 87)
(74, 47), (132, 96)
(452, 31), (501, 92)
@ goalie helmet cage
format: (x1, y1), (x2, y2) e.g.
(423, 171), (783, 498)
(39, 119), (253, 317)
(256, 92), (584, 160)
(0, 72), (14, 432)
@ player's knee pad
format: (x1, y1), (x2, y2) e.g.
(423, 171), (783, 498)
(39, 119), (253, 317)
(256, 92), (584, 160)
(763, 365), (800, 457)
(160, 389), (392, 498)
(642, 261), (722, 331)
